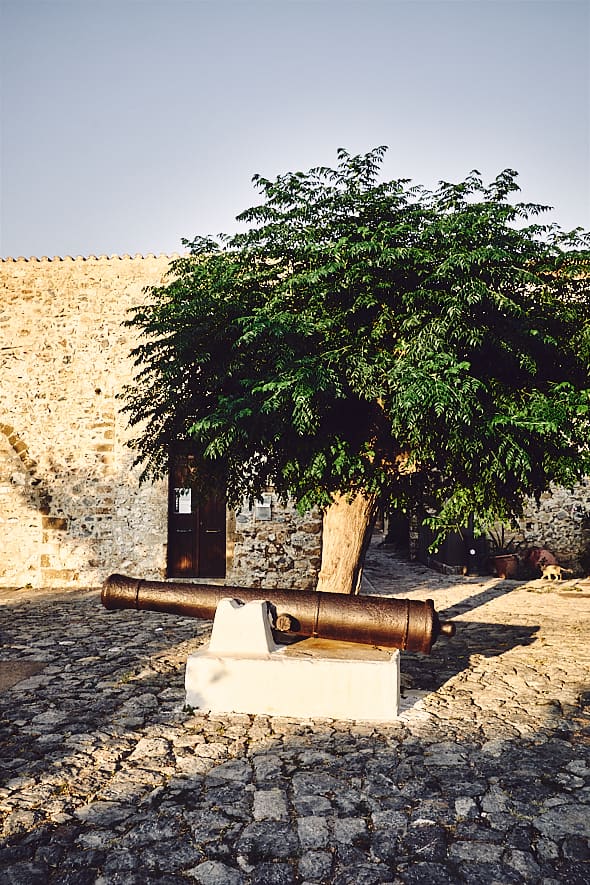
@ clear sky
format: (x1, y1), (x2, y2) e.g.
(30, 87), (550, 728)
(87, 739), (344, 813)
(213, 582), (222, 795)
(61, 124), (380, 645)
(1, 0), (589, 259)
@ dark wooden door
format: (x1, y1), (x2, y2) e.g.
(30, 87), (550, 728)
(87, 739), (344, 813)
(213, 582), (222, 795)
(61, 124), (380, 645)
(196, 490), (227, 577)
(167, 453), (226, 579)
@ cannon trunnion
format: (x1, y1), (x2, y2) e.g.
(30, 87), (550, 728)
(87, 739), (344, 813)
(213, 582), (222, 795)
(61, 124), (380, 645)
(101, 574), (455, 655)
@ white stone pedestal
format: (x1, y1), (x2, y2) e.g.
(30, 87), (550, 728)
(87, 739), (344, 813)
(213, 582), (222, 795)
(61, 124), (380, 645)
(185, 598), (400, 721)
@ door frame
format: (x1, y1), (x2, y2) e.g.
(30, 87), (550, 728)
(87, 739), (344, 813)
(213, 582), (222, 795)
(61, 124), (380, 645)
(166, 447), (227, 579)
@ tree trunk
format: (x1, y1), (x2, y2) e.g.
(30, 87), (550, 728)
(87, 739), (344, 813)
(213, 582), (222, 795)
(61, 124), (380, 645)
(316, 492), (378, 594)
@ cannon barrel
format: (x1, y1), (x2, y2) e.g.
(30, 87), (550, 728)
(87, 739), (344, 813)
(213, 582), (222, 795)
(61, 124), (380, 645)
(101, 574), (455, 655)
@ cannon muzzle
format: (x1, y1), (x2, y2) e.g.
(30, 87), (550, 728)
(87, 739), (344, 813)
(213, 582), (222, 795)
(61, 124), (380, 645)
(101, 574), (455, 655)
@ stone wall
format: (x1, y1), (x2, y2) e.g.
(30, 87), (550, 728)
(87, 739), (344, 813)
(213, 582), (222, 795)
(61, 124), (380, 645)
(409, 480), (590, 575)
(0, 255), (172, 587)
(521, 481), (590, 572)
(2, 254), (588, 586)
(232, 493), (322, 590)
(0, 255), (322, 588)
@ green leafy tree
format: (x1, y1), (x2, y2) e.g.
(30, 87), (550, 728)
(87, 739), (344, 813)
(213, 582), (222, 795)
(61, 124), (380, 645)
(123, 147), (590, 593)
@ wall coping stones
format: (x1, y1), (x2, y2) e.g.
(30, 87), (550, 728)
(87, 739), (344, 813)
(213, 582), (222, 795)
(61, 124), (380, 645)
(0, 253), (183, 263)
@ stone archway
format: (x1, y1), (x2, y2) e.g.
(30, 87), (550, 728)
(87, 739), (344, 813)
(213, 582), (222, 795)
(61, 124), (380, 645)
(0, 424), (42, 586)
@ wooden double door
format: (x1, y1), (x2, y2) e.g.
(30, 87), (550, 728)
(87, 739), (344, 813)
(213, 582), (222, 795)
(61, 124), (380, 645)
(167, 451), (226, 579)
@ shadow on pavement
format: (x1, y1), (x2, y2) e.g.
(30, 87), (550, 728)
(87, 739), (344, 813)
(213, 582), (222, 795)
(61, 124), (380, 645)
(400, 620), (538, 692)
(438, 579), (527, 619)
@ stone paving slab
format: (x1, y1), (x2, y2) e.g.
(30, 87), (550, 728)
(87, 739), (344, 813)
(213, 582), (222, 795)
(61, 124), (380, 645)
(1, 541), (589, 884)
(0, 661), (45, 692)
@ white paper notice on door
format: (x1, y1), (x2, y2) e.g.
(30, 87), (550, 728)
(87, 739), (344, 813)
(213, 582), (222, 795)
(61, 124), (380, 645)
(175, 487), (192, 514)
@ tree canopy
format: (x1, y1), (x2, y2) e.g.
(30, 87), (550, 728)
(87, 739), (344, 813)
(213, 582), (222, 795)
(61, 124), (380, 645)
(123, 147), (590, 540)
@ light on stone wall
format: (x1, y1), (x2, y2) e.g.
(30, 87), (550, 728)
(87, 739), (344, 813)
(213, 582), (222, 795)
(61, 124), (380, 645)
(253, 494), (272, 521)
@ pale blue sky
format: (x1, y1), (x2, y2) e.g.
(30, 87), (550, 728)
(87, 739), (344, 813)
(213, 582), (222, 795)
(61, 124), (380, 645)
(1, 0), (589, 258)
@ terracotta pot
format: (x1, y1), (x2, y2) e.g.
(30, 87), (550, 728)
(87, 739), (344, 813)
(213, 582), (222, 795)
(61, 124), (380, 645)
(494, 554), (519, 579)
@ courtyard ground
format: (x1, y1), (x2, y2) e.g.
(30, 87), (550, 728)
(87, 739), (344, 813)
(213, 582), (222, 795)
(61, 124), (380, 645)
(1, 537), (589, 884)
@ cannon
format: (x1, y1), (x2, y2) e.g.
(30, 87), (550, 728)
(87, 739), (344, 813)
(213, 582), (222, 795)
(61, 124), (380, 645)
(101, 574), (455, 655)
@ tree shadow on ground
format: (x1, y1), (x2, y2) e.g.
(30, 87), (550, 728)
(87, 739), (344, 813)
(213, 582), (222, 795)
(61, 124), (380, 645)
(400, 620), (538, 693)
(437, 579), (528, 619)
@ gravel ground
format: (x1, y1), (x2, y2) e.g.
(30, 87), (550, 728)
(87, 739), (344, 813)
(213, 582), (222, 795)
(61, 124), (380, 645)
(1, 538), (589, 884)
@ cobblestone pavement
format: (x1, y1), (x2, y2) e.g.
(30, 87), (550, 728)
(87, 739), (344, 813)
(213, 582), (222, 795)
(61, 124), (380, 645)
(1, 540), (589, 884)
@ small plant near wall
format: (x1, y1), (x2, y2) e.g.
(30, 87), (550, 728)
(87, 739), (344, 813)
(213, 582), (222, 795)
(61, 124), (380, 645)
(487, 524), (525, 577)
(487, 524), (525, 555)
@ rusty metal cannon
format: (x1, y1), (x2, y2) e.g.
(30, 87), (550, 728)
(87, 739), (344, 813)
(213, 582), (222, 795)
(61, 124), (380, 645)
(101, 574), (455, 654)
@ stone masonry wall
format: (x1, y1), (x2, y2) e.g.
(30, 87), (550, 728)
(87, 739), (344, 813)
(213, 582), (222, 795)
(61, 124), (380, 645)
(0, 255), (172, 587)
(0, 255), (322, 589)
(521, 480), (590, 572)
(232, 493), (323, 590)
(408, 483), (590, 575)
(2, 254), (588, 586)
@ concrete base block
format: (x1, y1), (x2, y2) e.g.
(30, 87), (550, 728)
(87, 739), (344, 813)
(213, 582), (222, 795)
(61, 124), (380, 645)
(185, 598), (400, 720)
